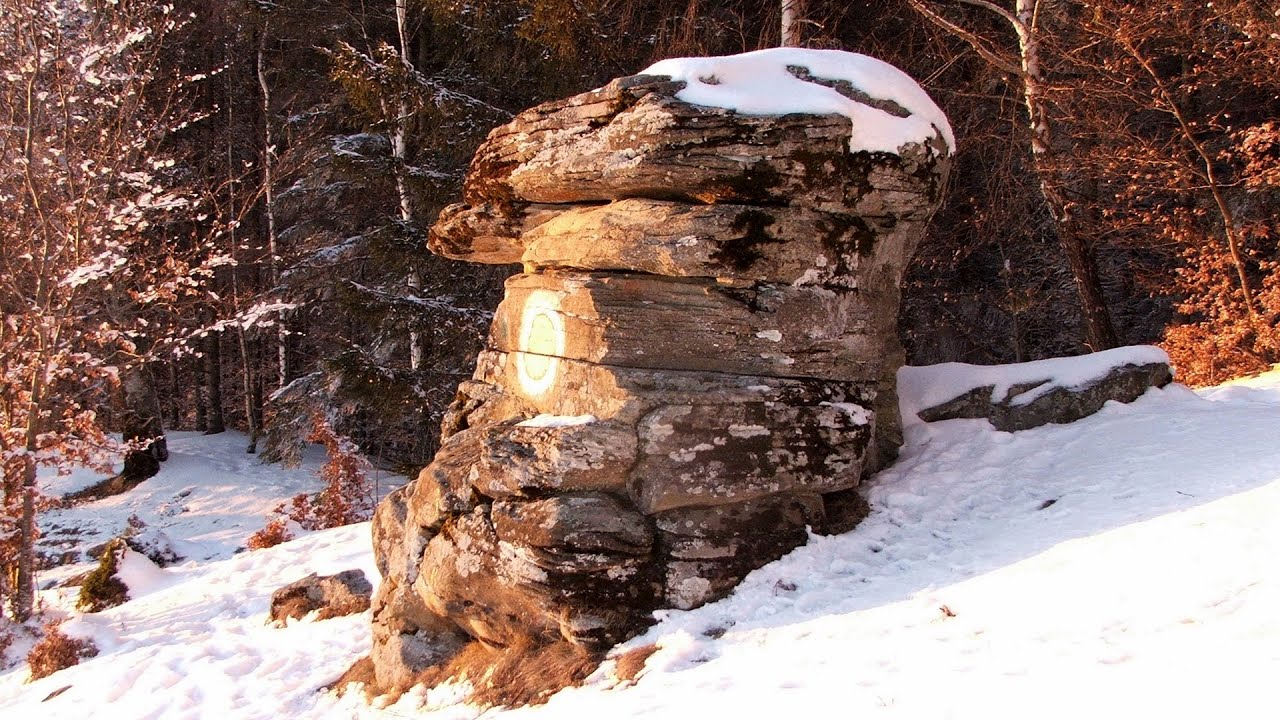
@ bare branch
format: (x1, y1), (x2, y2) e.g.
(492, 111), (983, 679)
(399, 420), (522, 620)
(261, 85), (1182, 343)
(908, 0), (1025, 77)
(955, 0), (1022, 29)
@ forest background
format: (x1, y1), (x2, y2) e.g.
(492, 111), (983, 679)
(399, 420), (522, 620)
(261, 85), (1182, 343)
(2, 0), (1277, 621)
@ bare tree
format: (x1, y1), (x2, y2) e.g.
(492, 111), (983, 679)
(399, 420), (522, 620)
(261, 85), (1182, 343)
(908, 0), (1120, 350)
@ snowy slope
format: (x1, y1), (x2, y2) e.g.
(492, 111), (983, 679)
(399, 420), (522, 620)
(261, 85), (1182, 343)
(4, 368), (1280, 719)
(36, 431), (404, 570)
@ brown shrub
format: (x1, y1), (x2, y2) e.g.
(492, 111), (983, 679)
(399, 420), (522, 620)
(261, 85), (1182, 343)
(289, 414), (374, 531)
(416, 638), (601, 709)
(27, 622), (98, 681)
(1159, 231), (1280, 387)
(327, 655), (377, 697)
(613, 643), (659, 684)
(246, 516), (294, 550)
(247, 415), (375, 550)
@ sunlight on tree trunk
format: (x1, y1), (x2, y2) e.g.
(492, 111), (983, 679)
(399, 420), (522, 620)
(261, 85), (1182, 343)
(781, 0), (806, 46)
(909, 0), (1120, 350)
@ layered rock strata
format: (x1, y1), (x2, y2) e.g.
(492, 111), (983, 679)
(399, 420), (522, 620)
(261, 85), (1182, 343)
(370, 48), (952, 691)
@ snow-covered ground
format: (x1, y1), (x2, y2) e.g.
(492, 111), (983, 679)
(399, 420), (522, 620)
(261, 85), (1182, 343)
(36, 432), (333, 572)
(4, 365), (1280, 719)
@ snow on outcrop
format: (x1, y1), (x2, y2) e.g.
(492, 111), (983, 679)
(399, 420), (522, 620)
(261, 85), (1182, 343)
(899, 345), (1174, 432)
(641, 47), (955, 154)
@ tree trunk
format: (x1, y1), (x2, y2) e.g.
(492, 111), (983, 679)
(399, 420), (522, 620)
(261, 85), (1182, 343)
(14, 360), (46, 622)
(1043, 182), (1120, 350)
(121, 364), (166, 481)
(258, 22), (288, 388)
(394, 0), (425, 372)
(226, 83), (260, 454)
(781, 0), (805, 47)
(195, 347), (209, 433)
(237, 327), (259, 453)
(252, 365), (265, 435)
(204, 330), (225, 434)
(166, 360), (181, 429)
(13, 455), (36, 623)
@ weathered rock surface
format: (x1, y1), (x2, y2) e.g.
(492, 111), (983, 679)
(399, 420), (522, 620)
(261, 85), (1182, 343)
(655, 493), (824, 609)
(489, 272), (890, 381)
(437, 75), (947, 218)
(517, 200), (885, 287)
(269, 570), (373, 624)
(914, 360), (1173, 432)
(371, 49), (951, 692)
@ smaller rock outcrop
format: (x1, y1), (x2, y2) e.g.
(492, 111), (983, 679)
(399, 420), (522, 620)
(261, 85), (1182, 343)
(899, 346), (1174, 432)
(270, 570), (373, 624)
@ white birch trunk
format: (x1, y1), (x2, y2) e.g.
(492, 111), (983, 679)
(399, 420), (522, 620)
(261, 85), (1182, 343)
(257, 25), (287, 387)
(395, 0), (424, 371)
(781, 0), (805, 47)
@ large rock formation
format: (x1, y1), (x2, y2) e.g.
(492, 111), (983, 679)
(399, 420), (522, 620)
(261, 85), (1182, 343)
(370, 48), (952, 691)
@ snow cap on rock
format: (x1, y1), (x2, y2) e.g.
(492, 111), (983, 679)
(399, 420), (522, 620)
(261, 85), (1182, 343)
(641, 47), (954, 154)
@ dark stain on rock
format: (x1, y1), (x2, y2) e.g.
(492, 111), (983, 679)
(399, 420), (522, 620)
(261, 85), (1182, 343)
(695, 161), (785, 205)
(710, 209), (783, 272)
(788, 147), (849, 196)
(814, 213), (879, 261)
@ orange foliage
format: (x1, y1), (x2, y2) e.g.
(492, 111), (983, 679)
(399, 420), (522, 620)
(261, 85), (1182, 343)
(27, 622), (98, 681)
(246, 517), (294, 551)
(247, 414), (373, 548)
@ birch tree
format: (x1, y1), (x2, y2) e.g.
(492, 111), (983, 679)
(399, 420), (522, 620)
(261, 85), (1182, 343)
(393, 0), (425, 371)
(908, 0), (1120, 350)
(781, 0), (805, 46)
